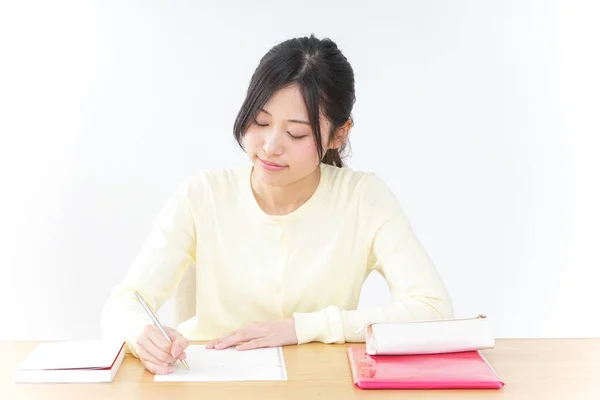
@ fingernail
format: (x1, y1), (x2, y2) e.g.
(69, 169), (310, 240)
(168, 366), (175, 374)
(172, 345), (181, 357)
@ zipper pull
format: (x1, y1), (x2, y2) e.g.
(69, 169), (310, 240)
(355, 322), (374, 334)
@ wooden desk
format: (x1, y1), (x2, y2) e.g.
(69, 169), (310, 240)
(2, 339), (599, 399)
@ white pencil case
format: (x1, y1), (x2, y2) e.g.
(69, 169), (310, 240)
(359, 314), (496, 356)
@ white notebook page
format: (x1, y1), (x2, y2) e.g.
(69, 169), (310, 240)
(154, 345), (287, 382)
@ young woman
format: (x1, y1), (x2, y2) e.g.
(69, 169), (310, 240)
(101, 34), (453, 375)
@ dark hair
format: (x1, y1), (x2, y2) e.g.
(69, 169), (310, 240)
(233, 34), (355, 167)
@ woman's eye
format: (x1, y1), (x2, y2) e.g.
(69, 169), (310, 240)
(288, 132), (308, 140)
(253, 119), (268, 127)
(253, 119), (307, 139)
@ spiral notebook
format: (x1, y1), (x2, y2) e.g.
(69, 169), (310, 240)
(347, 346), (504, 389)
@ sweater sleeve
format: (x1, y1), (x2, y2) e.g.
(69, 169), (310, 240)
(100, 176), (199, 356)
(293, 174), (454, 344)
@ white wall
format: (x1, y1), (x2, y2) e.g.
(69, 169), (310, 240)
(0, 0), (598, 340)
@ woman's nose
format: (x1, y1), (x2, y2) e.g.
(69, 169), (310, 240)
(262, 129), (284, 156)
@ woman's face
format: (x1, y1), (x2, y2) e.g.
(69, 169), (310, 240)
(243, 84), (332, 187)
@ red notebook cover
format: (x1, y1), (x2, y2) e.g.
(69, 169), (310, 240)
(347, 346), (505, 389)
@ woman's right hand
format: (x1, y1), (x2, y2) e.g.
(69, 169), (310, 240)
(135, 324), (189, 374)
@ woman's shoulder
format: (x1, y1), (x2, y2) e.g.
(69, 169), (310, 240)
(173, 164), (251, 201)
(322, 164), (394, 198)
(323, 164), (405, 218)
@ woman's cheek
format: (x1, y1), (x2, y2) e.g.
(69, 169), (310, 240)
(297, 140), (320, 164)
(242, 129), (261, 150)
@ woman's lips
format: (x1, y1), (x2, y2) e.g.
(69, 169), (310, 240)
(259, 158), (287, 171)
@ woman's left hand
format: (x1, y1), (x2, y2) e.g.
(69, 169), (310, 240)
(205, 317), (298, 351)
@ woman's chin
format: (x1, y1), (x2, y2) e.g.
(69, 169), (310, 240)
(253, 165), (289, 185)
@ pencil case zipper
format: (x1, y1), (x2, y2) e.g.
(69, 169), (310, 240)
(355, 314), (487, 334)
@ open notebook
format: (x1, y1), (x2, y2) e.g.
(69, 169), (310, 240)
(154, 344), (287, 382)
(14, 340), (126, 383)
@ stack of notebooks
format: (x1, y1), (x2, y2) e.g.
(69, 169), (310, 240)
(347, 315), (505, 389)
(13, 340), (126, 383)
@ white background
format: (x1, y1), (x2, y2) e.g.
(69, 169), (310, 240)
(0, 0), (598, 341)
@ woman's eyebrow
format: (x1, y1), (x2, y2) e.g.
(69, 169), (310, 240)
(260, 108), (310, 125)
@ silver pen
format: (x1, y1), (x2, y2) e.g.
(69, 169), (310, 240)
(133, 290), (191, 371)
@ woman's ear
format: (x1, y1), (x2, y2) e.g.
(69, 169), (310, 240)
(328, 118), (353, 149)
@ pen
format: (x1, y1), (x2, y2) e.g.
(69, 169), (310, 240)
(133, 290), (191, 371)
